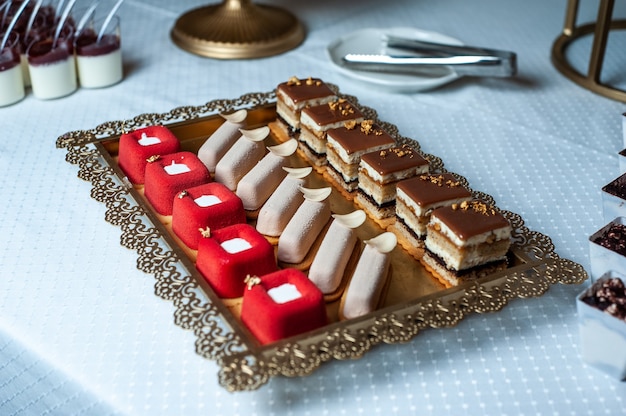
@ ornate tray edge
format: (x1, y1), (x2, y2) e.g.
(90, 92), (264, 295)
(56, 89), (588, 392)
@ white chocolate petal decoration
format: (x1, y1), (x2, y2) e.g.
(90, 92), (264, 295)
(365, 232), (397, 254)
(268, 138), (298, 157)
(283, 166), (313, 179)
(221, 109), (247, 123)
(332, 210), (366, 229)
(239, 126), (269, 142)
(300, 186), (332, 202)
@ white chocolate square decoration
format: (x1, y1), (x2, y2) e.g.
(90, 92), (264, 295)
(221, 238), (252, 254)
(138, 132), (161, 146)
(163, 161), (190, 175)
(267, 283), (302, 304)
(194, 194), (222, 207)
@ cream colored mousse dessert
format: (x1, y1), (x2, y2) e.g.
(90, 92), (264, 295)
(277, 187), (332, 266)
(198, 109), (247, 173)
(255, 167), (313, 239)
(236, 139), (298, 213)
(339, 232), (397, 320)
(308, 210), (366, 299)
(214, 126), (267, 191)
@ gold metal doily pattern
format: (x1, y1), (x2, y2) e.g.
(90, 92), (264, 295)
(56, 89), (587, 392)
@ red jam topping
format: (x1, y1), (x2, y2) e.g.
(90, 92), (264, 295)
(75, 30), (121, 57)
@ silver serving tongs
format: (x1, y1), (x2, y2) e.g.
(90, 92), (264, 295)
(342, 35), (517, 78)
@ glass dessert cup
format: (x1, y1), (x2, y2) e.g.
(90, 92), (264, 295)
(27, 36), (77, 100)
(602, 173), (626, 223)
(577, 272), (626, 381)
(589, 217), (626, 281)
(75, 16), (122, 89)
(20, 19), (57, 88)
(0, 33), (25, 107)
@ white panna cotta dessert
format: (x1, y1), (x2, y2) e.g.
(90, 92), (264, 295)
(0, 41), (25, 107)
(27, 38), (77, 100)
(75, 19), (123, 88)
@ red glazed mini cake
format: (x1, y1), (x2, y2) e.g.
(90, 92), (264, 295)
(299, 98), (365, 167)
(118, 125), (180, 184)
(143, 151), (211, 215)
(196, 223), (277, 298)
(171, 182), (246, 250)
(356, 145), (429, 222)
(241, 268), (327, 344)
(276, 76), (336, 136)
(421, 200), (512, 287)
(326, 120), (396, 192)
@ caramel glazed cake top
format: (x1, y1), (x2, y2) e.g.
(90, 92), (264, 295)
(302, 99), (364, 129)
(327, 120), (396, 159)
(360, 145), (429, 181)
(397, 173), (473, 209)
(431, 201), (511, 243)
(276, 77), (336, 108)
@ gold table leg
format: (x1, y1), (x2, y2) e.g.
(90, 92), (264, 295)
(551, 0), (626, 102)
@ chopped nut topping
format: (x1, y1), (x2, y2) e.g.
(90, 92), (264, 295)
(453, 200), (498, 216)
(344, 120), (357, 130)
(244, 275), (262, 290)
(178, 190), (189, 199)
(328, 99), (355, 117)
(146, 155), (160, 163)
(379, 146), (415, 159)
(198, 227), (211, 238)
(360, 120), (374, 134)
(287, 76), (301, 86)
(419, 174), (462, 188)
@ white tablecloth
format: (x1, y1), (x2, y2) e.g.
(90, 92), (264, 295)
(2, 0), (626, 414)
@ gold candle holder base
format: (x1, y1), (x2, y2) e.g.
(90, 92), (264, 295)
(551, 0), (626, 102)
(171, 0), (305, 60)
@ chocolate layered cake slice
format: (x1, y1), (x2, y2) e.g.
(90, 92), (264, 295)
(421, 200), (512, 287)
(355, 145), (429, 223)
(299, 98), (365, 167)
(394, 173), (473, 254)
(275, 76), (336, 137)
(326, 120), (396, 193)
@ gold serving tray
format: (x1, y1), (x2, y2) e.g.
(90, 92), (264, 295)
(56, 88), (587, 391)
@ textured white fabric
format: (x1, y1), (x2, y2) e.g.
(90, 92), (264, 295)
(1, 0), (626, 414)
